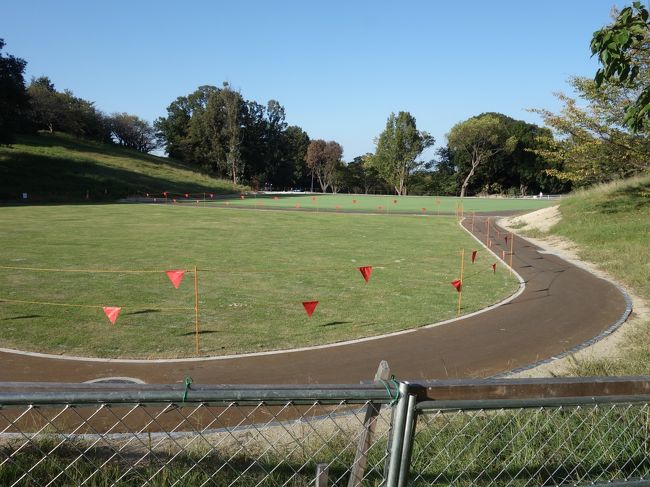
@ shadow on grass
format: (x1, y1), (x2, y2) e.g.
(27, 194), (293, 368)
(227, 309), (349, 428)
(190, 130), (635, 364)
(0, 133), (239, 203)
(177, 330), (219, 336)
(1, 314), (43, 320)
(124, 309), (161, 316)
(320, 320), (353, 327)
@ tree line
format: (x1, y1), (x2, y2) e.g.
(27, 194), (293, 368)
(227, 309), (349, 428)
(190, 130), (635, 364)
(2, 2), (649, 198)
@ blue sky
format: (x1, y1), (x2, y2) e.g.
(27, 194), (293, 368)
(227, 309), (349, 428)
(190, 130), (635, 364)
(3, 0), (626, 160)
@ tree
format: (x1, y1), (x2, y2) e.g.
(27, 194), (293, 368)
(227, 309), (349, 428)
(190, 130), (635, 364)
(344, 154), (387, 194)
(222, 82), (243, 184)
(591, 1), (650, 131)
(305, 140), (343, 192)
(27, 77), (111, 142)
(27, 76), (58, 132)
(280, 125), (310, 189)
(156, 84), (309, 187)
(0, 39), (29, 145)
(367, 111), (434, 195)
(155, 85), (219, 164)
(109, 113), (159, 153)
(447, 114), (517, 198)
(529, 76), (650, 186)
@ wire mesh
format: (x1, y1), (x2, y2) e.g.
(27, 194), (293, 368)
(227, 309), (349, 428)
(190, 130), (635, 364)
(0, 400), (392, 486)
(410, 402), (650, 486)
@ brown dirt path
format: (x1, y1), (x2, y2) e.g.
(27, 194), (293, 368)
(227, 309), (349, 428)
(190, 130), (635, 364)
(0, 215), (629, 384)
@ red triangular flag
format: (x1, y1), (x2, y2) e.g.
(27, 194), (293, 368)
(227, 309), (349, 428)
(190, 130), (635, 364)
(492, 263), (497, 273)
(302, 301), (319, 317)
(358, 266), (372, 283)
(451, 279), (462, 292)
(103, 306), (121, 325)
(471, 250), (477, 263)
(166, 270), (185, 289)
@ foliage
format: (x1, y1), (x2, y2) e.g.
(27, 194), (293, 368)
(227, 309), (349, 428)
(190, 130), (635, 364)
(341, 155), (389, 194)
(591, 1), (650, 131)
(447, 114), (517, 197)
(0, 39), (29, 145)
(27, 76), (112, 143)
(108, 113), (159, 153)
(409, 147), (459, 196)
(305, 139), (344, 192)
(367, 111), (434, 195)
(155, 85), (310, 188)
(280, 125), (311, 189)
(530, 76), (650, 186)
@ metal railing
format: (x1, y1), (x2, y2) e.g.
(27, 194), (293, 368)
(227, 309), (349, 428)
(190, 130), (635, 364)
(2, 377), (650, 486)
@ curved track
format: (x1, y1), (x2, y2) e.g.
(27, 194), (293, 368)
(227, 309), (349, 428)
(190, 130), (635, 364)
(0, 216), (629, 384)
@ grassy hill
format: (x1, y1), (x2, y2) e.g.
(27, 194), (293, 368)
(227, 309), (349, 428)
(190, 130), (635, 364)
(0, 132), (245, 202)
(533, 176), (650, 375)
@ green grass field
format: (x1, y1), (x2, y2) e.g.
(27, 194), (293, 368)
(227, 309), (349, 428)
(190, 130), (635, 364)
(0, 204), (518, 358)
(152, 192), (555, 215)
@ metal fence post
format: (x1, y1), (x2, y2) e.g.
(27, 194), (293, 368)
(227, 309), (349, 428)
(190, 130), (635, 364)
(397, 393), (418, 487)
(385, 381), (411, 487)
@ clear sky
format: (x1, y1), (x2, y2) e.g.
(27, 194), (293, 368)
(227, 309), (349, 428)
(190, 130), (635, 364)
(3, 0), (626, 161)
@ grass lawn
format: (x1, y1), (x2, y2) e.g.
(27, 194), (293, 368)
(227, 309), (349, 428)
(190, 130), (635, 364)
(157, 192), (556, 215)
(543, 176), (650, 376)
(0, 204), (517, 358)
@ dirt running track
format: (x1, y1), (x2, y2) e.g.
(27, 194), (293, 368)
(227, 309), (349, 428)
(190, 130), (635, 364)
(0, 215), (629, 384)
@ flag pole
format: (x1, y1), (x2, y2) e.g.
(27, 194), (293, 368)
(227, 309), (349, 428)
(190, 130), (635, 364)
(457, 249), (465, 316)
(509, 233), (514, 275)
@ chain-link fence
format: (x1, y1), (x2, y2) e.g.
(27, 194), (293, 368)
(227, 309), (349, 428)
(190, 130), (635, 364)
(411, 398), (650, 486)
(0, 383), (398, 487)
(2, 378), (650, 486)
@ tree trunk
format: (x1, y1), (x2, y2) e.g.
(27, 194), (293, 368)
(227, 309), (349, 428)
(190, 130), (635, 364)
(460, 156), (481, 198)
(460, 167), (476, 198)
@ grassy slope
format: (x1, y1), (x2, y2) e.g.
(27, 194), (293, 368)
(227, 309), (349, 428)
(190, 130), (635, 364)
(0, 205), (518, 358)
(0, 132), (243, 202)
(547, 176), (650, 375)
